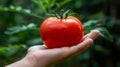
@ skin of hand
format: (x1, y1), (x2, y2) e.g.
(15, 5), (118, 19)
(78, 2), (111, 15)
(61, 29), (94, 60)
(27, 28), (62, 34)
(6, 30), (100, 67)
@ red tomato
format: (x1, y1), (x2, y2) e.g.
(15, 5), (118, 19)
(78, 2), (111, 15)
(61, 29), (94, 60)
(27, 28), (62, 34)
(40, 16), (84, 48)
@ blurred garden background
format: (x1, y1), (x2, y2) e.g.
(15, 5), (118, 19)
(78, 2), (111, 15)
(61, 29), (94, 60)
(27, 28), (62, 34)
(0, 0), (120, 67)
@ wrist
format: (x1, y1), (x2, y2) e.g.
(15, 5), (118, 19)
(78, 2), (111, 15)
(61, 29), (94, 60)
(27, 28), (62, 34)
(23, 56), (50, 67)
(5, 58), (35, 67)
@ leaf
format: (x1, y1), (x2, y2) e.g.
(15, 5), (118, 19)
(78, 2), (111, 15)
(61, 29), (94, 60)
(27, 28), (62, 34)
(33, 0), (47, 14)
(5, 23), (36, 35)
(27, 38), (43, 45)
(83, 19), (104, 28)
(116, 38), (120, 46)
(94, 27), (113, 42)
(94, 44), (110, 55)
(0, 5), (43, 19)
(0, 45), (27, 57)
(83, 20), (98, 34)
(56, 0), (71, 7)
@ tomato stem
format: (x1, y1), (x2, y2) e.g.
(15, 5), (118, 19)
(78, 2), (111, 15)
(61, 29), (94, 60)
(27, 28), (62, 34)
(54, 9), (71, 19)
(55, 13), (61, 19)
(62, 9), (70, 19)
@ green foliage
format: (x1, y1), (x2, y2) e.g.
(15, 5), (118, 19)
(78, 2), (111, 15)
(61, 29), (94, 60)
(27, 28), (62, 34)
(0, 5), (31, 14)
(33, 0), (71, 17)
(95, 27), (112, 42)
(94, 44), (110, 55)
(0, 5), (43, 19)
(83, 20), (113, 42)
(33, 0), (71, 13)
(5, 23), (36, 35)
(0, 44), (27, 66)
(0, 0), (120, 67)
(0, 45), (26, 57)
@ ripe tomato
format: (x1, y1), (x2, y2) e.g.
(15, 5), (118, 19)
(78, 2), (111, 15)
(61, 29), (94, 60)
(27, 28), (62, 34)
(40, 16), (84, 48)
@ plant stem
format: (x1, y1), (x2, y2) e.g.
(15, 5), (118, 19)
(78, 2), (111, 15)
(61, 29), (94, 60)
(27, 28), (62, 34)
(54, 9), (71, 19)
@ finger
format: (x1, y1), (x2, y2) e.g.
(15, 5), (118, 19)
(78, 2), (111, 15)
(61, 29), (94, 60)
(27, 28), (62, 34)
(70, 38), (93, 56)
(83, 30), (100, 40)
(27, 45), (47, 52)
(83, 32), (91, 40)
(58, 38), (93, 59)
(72, 30), (100, 56)
(88, 30), (100, 40)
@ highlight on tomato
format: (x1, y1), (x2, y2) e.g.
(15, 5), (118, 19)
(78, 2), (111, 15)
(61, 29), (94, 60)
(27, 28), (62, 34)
(40, 10), (84, 48)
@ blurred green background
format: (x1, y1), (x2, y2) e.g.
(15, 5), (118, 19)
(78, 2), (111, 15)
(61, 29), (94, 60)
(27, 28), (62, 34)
(0, 0), (120, 67)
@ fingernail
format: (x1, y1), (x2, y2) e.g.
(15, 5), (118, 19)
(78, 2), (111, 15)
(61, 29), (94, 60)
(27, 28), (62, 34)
(89, 30), (100, 40)
(91, 30), (100, 34)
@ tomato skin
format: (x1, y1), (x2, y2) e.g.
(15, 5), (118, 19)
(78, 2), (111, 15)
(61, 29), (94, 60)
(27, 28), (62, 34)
(40, 16), (84, 48)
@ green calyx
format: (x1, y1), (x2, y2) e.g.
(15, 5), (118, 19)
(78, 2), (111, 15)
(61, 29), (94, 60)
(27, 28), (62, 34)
(54, 9), (71, 19)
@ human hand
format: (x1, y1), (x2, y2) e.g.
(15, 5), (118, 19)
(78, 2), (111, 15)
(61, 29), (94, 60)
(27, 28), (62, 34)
(6, 30), (100, 67)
